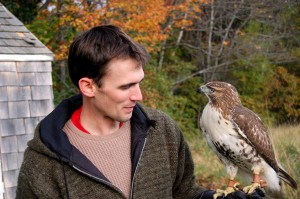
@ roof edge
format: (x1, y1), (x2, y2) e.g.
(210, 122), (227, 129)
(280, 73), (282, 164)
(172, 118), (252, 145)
(0, 54), (54, 61)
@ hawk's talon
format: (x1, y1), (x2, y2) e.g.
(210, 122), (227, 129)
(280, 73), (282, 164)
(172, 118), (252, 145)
(242, 182), (261, 194)
(232, 182), (240, 190)
(213, 184), (240, 199)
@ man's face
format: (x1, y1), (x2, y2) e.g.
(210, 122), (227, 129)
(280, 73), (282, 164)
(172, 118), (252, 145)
(92, 58), (144, 122)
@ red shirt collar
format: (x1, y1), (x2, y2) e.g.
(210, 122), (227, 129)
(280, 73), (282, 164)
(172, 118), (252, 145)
(71, 106), (123, 134)
(71, 106), (90, 134)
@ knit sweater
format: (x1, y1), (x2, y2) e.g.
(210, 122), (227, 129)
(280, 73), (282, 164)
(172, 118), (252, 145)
(63, 120), (132, 197)
(16, 94), (213, 199)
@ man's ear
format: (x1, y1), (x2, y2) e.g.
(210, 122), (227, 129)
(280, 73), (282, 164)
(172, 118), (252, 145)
(78, 77), (96, 97)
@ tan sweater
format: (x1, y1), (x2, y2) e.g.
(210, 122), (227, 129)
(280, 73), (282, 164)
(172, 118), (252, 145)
(63, 120), (132, 198)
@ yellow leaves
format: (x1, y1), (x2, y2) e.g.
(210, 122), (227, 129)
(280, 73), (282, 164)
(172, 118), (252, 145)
(55, 42), (69, 61)
(171, 0), (210, 31)
(105, 0), (170, 52)
(223, 40), (230, 46)
(39, 1), (103, 61)
(34, 0), (209, 60)
(59, 3), (102, 31)
(236, 29), (246, 36)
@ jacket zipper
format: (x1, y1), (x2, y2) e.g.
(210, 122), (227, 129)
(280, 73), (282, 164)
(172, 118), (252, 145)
(129, 138), (147, 199)
(72, 165), (127, 198)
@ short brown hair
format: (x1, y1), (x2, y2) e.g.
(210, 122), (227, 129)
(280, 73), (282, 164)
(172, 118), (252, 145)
(68, 25), (150, 88)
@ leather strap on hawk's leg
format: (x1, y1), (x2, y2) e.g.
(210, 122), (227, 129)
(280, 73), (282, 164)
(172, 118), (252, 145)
(228, 179), (237, 187)
(253, 173), (267, 188)
(253, 173), (260, 183)
(227, 179), (240, 190)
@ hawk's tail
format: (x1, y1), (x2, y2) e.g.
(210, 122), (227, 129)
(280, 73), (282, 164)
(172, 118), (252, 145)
(278, 167), (298, 189)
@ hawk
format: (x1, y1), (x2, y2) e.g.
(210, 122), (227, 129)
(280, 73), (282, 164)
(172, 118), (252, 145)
(198, 81), (297, 198)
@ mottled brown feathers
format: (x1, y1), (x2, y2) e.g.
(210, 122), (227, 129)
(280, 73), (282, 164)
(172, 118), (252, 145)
(232, 105), (278, 172)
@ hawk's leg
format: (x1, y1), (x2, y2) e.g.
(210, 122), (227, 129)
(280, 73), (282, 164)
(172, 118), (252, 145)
(242, 173), (267, 194)
(213, 162), (240, 199)
(213, 179), (240, 199)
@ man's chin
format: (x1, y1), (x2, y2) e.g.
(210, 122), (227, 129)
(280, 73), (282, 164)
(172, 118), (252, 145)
(118, 114), (132, 122)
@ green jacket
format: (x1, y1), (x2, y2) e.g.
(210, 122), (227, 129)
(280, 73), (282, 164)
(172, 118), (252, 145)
(16, 95), (213, 199)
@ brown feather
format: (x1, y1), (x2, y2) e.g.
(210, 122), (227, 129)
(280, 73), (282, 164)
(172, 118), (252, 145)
(232, 106), (279, 173)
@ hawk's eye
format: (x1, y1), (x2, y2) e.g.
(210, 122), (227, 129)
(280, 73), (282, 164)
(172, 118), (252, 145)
(210, 88), (215, 92)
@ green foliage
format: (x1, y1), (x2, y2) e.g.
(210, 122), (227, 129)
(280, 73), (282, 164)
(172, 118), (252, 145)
(141, 61), (205, 135)
(231, 8), (300, 124)
(140, 65), (174, 111)
(265, 66), (300, 124)
(172, 78), (201, 135)
(2, 0), (38, 24)
(164, 62), (204, 135)
(232, 56), (275, 124)
(233, 55), (300, 124)
(51, 63), (78, 105)
(26, 14), (59, 48)
(244, 21), (270, 35)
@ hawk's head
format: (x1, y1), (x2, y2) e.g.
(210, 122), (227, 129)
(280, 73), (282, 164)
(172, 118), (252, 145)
(198, 81), (241, 110)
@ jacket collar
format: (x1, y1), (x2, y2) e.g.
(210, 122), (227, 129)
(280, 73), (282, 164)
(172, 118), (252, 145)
(39, 94), (154, 161)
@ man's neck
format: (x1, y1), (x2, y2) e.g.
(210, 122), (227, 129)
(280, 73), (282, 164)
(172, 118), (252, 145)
(78, 106), (122, 136)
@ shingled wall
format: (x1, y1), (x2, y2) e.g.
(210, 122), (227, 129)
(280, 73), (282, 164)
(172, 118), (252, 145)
(0, 3), (54, 199)
(0, 61), (54, 198)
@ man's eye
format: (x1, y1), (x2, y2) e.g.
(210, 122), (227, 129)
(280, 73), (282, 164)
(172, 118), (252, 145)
(120, 85), (131, 90)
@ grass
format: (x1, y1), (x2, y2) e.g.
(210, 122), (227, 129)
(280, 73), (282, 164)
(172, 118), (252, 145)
(187, 124), (300, 198)
(270, 124), (300, 198)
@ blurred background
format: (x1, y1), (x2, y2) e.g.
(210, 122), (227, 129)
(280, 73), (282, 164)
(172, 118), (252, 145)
(2, 0), (299, 198)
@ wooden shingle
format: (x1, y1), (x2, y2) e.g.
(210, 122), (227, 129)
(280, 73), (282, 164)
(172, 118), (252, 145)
(0, 119), (26, 136)
(0, 87), (8, 101)
(0, 102), (8, 119)
(2, 170), (18, 187)
(0, 62), (16, 72)
(18, 73), (36, 86)
(31, 85), (53, 100)
(16, 61), (37, 72)
(8, 101), (30, 118)
(7, 86), (31, 101)
(28, 100), (53, 117)
(3, 187), (16, 199)
(24, 117), (40, 134)
(17, 134), (32, 152)
(1, 153), (18, 171)
(0, 136), (18, 153)
(35, 72), (53, 85)
(0, 72), (19, 86)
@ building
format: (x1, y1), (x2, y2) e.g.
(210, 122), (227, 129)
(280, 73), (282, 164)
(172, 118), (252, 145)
(0, 3), (54, 199)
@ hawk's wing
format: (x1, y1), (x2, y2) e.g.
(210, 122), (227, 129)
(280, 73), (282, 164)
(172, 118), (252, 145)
(231, 105), (279, 172)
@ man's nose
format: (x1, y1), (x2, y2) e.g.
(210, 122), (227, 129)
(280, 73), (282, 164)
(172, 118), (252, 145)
(130, 84), (143, 101)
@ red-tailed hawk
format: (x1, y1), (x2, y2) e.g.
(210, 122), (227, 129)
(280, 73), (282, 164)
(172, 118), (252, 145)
(198, 81), (297, 198)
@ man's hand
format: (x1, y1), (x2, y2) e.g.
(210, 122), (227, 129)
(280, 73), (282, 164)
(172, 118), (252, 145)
(222, 189), (265, 199)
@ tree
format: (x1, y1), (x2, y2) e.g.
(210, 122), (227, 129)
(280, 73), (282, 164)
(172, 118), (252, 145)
(2, 0), (41, 24)
(169, 0), (300, 82)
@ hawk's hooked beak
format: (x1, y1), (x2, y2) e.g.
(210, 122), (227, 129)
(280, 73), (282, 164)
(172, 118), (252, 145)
(198, 85), (211, 94)
(197, 87), (202, 93)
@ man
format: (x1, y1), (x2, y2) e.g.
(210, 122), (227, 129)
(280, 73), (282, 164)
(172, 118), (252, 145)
(16, 25), (264, 199)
